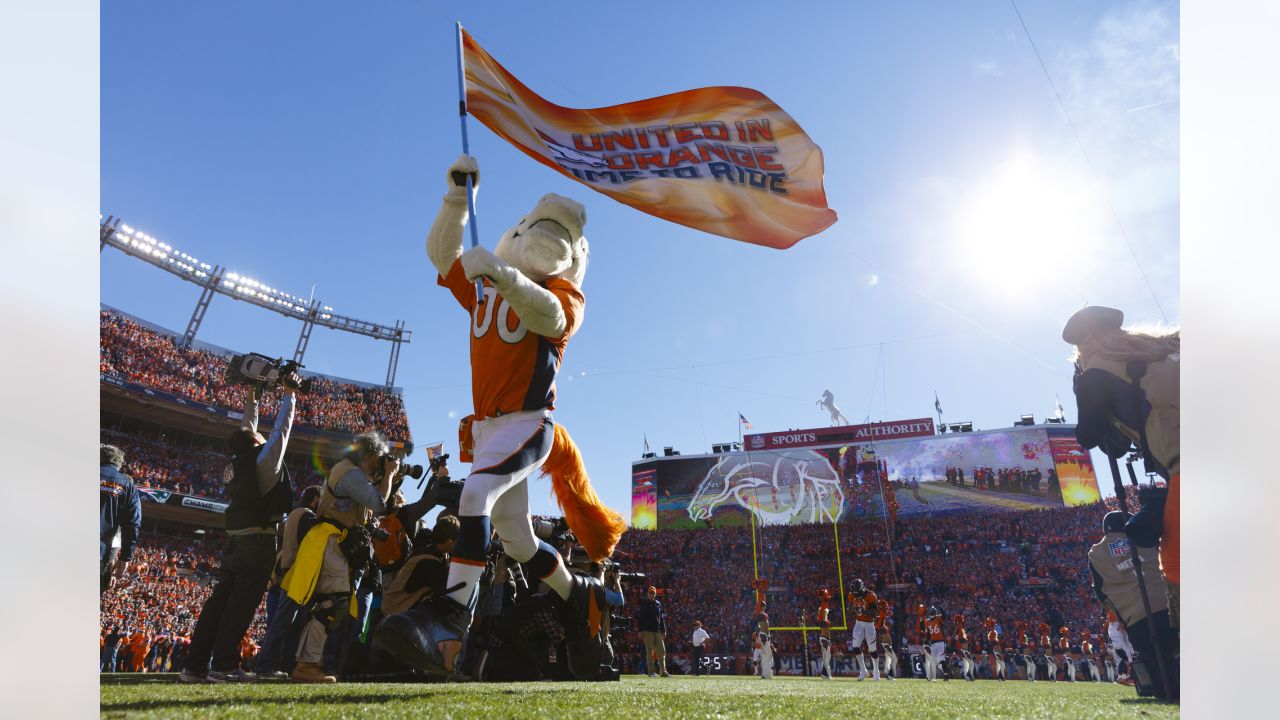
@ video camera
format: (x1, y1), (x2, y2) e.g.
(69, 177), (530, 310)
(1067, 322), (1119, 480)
(225, 353), (313, 393)
(421, 469), (465, 511)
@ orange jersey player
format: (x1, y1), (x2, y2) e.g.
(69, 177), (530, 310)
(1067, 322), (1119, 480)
(876, 599), (897, 680)
(817, 605), (834, 679)
(954, 614), (969, 649)
(923, 607), (946, 681)
(846, 579), (880, 679)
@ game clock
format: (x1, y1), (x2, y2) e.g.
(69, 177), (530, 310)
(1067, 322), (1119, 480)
(698, 655), (739, 675)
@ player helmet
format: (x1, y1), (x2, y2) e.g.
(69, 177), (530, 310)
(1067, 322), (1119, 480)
(928, 605), (939, 617)
(852, 578), (865, 593)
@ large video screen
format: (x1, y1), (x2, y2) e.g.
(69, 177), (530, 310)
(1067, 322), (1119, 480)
(631, 427), (1100, 529)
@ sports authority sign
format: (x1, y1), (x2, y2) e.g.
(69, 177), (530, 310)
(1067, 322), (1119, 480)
(744, 418), (935, 450)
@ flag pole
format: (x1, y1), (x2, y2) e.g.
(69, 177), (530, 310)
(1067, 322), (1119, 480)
(934, 391), (943, 435)
(455, 21), (483, 303)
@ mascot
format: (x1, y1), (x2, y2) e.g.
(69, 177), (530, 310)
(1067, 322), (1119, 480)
(374, 155), (626, 680)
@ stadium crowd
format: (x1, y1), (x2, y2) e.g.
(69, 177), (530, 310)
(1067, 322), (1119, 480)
(100, 310), (411, 440)
(100, 533), (267, 673)
(100, 500), (1149, 680)
(101, 428), (325, 500)
(611, 502), (1119, 666)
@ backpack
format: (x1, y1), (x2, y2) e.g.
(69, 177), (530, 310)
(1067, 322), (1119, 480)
(371, 512), (414, 570)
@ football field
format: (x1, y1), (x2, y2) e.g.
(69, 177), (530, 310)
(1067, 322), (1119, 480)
(100, 673), (1179, 719)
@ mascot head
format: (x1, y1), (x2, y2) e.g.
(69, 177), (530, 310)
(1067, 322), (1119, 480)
(494, 193), (589, 287)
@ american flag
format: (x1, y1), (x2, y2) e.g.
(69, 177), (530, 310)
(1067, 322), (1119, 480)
(739, 413), (752, 429)
(934, 392), (943, 415)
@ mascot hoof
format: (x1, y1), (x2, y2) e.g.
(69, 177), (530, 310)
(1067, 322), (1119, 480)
(373, 601), (469, 677)
(558, 574), (607, 680)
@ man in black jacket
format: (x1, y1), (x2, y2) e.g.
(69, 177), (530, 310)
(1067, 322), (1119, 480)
(637, 586), (668, 677)
(181, 377), (299, 683)
(100, 445), (141, 594)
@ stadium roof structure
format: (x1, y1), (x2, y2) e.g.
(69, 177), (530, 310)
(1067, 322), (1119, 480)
(100, 214), (412, 387)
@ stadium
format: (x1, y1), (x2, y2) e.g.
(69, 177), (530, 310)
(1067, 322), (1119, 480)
(89, 4), (1190, 719)
(99, 214), (1173, 718)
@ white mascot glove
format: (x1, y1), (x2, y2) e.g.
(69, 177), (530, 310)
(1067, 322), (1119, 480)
(445, 155), (480, 200)
(461, 245), (515, 287)
(460, 245), (568, 338)
(427, 155), (480, 277)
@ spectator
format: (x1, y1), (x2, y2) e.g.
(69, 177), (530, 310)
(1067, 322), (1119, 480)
(637, 586), (669, 677)
(101, 444), (141, 594)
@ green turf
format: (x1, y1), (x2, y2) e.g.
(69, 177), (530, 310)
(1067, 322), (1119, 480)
(100, 673), (1179, 719)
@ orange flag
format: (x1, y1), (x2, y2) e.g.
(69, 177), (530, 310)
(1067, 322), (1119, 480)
(461, 29), (837, 249)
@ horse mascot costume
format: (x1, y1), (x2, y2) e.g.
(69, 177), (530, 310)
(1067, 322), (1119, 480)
(374, 155), (626, 680)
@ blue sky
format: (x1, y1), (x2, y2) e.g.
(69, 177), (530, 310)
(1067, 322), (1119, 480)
(100, 0), (1179, 516)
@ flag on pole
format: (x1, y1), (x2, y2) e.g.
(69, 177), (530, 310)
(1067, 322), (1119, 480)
(459, 28), (837, 249)
(643, 434), (651, 455)
(1055, 395), (1065, 421)
(934, 392), (943, 415)
(739, 413), (752, 430)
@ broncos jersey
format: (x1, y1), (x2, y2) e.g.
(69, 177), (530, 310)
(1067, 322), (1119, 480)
(439, 258), (585, 420)
(924, 617), (944, 643)
(849, 590), (878, 623)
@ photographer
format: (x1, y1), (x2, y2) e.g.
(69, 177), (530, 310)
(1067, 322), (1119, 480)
(281, 431), (397, 684)
(381, 515), (460, 616)
(1089, 511), (1178, 699)
(253, 485), (322, 679)
(180, 379), (298, 684)
(100, 444), (141, 594)
(1064, 306), (1179, 610)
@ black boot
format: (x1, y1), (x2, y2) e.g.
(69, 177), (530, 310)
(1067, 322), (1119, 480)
(557, 574), (606, 680)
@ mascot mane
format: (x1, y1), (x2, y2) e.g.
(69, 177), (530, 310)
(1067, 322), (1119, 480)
(540, 424), (626, 561)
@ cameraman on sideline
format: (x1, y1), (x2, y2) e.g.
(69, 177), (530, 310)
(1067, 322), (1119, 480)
(1089, 510), (1178, 699)
(100, 444), (141, 594)
(181, 376), (299, 683)
(283, 431), (397, 683)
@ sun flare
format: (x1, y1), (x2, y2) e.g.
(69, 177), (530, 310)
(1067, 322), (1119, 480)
(954, 151), (1103, 300)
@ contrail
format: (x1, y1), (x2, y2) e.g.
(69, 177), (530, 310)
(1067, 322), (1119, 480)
(1126, 97), (1178, 113)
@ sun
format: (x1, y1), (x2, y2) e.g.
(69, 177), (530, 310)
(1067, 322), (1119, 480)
(953, 150), (1104, 301)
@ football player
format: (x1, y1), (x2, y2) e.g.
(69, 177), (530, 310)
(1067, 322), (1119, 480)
(954, 614), (974, 680)
(923, 606), (946, 681)
(1106, 610), (1136, 686)
(846, 579), (880, 680)
(875, 599), (896, 680)
(817, 605), (834, 679)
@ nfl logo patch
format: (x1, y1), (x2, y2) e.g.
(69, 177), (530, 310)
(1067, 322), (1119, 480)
(1108, 538), (1130, 558)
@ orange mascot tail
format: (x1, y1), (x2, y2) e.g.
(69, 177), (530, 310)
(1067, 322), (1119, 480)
(540, 423), (626, 561)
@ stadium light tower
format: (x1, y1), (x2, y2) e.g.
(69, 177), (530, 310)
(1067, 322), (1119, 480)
(101, 215), (414, 387)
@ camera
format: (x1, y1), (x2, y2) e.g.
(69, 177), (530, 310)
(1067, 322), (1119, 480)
(225, 353), (313, 393)
(422, 471), (465, 511)
(601, 560), (646, 585)
(428, 452), (450, 473)
(533, 517), (574, 546)
(386, 456), (424, 481)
